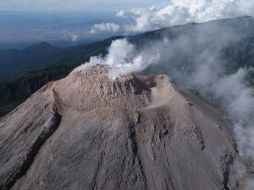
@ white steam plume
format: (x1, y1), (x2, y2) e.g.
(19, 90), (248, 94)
(184, 59), (254, 190)
(74, 38), (160, 79)
(190, 62), (254, 158)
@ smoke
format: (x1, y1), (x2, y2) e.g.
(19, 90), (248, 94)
(191, 62), (254, 158)
(184, 54), (254, 189)
(217, 70), (254, 157)
(74, 38), (160, 79)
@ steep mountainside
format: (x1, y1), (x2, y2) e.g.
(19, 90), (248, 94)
(0, 65), (246, 190)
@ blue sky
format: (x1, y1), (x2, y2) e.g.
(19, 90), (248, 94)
(0, 0), (167, 12)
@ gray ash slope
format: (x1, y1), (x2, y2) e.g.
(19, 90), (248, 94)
(0, 65), (247, 190)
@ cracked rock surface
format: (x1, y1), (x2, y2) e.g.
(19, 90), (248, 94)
(0, 65), (246, 190)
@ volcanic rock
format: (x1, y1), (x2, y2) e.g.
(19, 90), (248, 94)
(0, 65), (246, 190)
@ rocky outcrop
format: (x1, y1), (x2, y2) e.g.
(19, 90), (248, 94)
(0, 65), (246, 190)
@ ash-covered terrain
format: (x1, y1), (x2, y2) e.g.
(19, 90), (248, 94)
(0, 65), (248, 190)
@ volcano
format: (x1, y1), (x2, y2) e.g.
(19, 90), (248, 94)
(0, 65), (246, 190)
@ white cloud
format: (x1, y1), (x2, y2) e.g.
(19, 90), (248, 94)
(116, 10), (125, 17)
(62, 31), (79, 42)
(121, 0), (254, 33)
(89, 23), (120, 34)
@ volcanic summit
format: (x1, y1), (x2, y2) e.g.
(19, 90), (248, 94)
(0, 65), (245, 190)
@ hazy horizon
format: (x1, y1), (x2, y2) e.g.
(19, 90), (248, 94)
(1, 0), (253, 48)
(0, 1), (167, 47)
(0, 11), (120, 43)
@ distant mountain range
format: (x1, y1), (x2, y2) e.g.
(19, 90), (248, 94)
(1, 16), (254, 117)
(0, 38), (117, 80)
